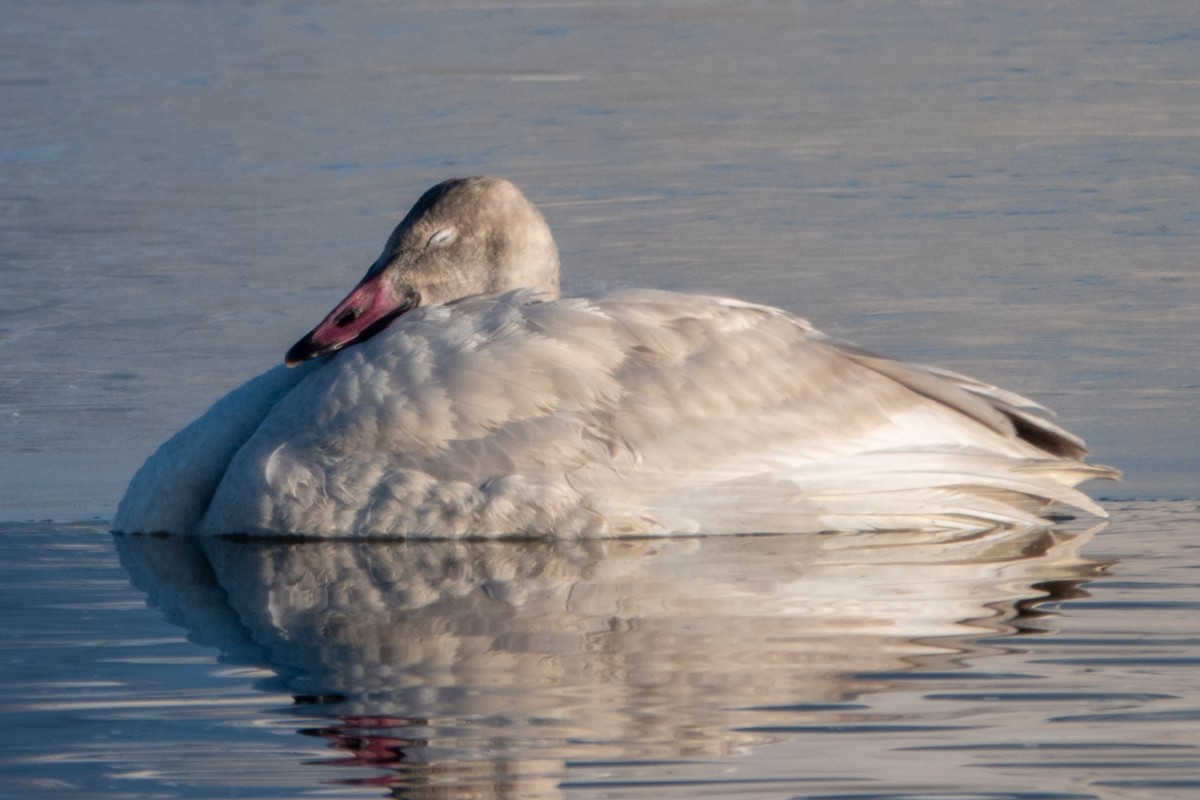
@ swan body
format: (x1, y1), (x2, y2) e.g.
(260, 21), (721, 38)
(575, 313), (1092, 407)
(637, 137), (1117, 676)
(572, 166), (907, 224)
(115, 177), (1115, 538)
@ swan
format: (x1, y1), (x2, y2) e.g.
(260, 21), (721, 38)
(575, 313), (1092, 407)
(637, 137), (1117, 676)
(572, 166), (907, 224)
(114, 176), (1116, 538)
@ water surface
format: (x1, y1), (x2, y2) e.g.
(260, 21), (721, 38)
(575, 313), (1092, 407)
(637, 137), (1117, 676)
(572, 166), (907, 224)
(3, 505), (1199, 798)
(3, 0), (1197, 515)
(2, 0), (1199, 797)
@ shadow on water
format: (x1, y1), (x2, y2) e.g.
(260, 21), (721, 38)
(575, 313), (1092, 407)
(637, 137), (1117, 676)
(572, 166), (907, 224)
(113, 526), (1107, 799)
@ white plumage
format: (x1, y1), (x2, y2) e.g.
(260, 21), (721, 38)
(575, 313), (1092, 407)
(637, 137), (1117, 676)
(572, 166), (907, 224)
(115, 177), (1116, 538)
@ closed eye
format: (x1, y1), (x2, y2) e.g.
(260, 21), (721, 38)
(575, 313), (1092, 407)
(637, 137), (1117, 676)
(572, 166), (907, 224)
(428, 228), (456, 248)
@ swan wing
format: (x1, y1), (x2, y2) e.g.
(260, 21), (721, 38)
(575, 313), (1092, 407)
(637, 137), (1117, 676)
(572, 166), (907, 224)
(193, 290), (1111, 537)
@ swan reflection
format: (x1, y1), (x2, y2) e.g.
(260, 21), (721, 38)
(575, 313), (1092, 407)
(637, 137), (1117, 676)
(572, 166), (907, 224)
(115, 528), (1103, 797)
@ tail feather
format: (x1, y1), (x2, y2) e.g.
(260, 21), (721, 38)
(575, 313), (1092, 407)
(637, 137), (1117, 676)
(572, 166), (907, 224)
(635, 448), (1117, 535)
(829, 338), (1095, 461)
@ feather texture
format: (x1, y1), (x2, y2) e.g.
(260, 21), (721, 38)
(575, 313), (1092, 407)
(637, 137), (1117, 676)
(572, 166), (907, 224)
(114, 177), (1116, 538)
(117, 289), (1115, 538)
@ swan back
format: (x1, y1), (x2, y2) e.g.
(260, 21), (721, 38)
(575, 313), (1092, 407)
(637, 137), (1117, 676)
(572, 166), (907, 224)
(191, 289), (1112, 538)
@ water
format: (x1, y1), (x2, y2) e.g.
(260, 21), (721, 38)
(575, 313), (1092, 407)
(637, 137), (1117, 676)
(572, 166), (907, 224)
(2, 0), (1199, 797)
(3, 507), (1200, 798)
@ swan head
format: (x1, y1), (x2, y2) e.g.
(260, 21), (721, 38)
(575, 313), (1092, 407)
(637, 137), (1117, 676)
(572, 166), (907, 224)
(285, 176), (560, 366)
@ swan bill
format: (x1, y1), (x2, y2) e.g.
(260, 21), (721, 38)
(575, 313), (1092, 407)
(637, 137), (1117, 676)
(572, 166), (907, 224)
(285, 274), (420, 366)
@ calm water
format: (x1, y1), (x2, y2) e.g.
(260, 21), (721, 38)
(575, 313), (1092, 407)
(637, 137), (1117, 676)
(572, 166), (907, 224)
(3, 506), (1200, 798)
(3, 0), (1199, 798)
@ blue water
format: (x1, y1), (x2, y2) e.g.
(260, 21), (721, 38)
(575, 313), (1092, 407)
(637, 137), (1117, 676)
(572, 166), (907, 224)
(3, 507), (1200, 798)
(3, 0), (1199, 797)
